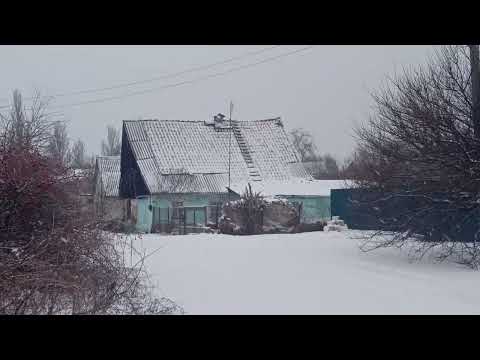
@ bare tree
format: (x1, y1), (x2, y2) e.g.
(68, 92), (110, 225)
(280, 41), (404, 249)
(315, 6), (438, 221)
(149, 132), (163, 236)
(303, 153), (340, 179)
(0, 90), (53, 152)
(289, 128), (317, 162)
(469, 45), (480, 137)
(0, 90), (180, 314)
(47, 121), (71, 166)
(0, 136), (181, 314)
(322, 154), (340, 179)
(85, 154), (95, 169)
(101, 126), (121, 156)
(340, 147), (372, 180)
(71, 139), (86, 169)
(352, 45), (480, 268)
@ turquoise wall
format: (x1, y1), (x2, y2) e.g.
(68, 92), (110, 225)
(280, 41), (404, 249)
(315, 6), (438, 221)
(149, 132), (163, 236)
(135, 193), (329, 231)
(135, 193), (233, 233)
(279, 195), (331, 223)
(135, 196), (153, 233)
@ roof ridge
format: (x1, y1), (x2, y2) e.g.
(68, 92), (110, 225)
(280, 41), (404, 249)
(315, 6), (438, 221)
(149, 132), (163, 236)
(123, 118), (282, 124)
(124, 119), (204, 124)
(157, 119), (204, 123)
(191, 172), (228, 175)
(123, 119), (158, 122)
(235, 117), (281, 123)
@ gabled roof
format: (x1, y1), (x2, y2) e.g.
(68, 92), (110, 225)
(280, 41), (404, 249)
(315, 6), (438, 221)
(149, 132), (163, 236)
(122, 118), (310, 195)
(96, 156), (121, 197)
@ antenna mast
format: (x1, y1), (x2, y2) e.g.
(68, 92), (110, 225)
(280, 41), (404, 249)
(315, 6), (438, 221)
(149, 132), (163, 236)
(228, 101), (233, 199)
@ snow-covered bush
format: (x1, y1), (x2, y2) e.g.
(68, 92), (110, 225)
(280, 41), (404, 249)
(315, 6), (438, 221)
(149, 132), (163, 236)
(220, 184), (300, 235)
(220, 184), (266, 235)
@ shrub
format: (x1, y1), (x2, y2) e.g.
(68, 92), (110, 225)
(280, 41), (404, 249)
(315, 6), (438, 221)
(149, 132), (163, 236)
(0, 147), (180, 314)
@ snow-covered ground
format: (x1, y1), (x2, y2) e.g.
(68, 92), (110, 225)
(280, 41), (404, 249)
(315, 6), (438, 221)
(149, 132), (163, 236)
(123, 231), (480, 314)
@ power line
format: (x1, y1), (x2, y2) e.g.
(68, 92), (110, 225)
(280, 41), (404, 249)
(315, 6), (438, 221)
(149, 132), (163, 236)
(51, 46), (315, 110)
(0, 108), (66, 119)
(51, 45), (282, 98)
(0, 45), (281, 108)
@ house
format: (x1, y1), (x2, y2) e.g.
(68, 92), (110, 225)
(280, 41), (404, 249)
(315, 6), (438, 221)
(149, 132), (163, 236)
(94, 156), (127, 222)
(119, 116), (318, 233)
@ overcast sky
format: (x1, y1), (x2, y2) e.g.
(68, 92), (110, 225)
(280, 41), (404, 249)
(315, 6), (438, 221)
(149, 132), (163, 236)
(0, 45), (437, 161)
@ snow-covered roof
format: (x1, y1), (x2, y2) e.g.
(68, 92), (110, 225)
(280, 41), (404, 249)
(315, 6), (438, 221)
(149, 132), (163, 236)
(229, 179), (352, 197)
(96, 156), (121, 197)
(156, 173), (230, 194)
(122, 118), (311, 195)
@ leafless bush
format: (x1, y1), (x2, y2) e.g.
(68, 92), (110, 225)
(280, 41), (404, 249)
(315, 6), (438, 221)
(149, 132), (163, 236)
(0, 148), (181, 314)
(0, 91), (181, 314)
(350, 45), (480, 268)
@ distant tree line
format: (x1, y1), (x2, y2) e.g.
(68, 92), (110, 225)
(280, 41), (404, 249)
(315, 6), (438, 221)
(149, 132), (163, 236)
(288, 128), (341, 179)
(1, 89), (122, 171)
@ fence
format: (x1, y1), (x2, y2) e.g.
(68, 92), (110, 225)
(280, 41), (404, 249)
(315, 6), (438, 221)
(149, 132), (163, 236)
(331, 188), (480, 242)
(150, 201), (307, 235)
(151, 205), (223, 234)
(330, 189), (383, 230)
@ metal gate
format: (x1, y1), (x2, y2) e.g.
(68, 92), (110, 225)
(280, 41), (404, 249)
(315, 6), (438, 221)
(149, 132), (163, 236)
(151, 206), (210, 234)
(330, 188), (480, 242)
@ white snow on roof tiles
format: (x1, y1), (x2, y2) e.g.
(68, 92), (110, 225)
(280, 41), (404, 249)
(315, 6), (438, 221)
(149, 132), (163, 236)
(230, 179), (351, 197)
(143, 120), (249, 179)
(97, 156), (121, 197)
(237, 119), (303, 181)
(123, 118), (310, 194)
(156, 173), (230, 194)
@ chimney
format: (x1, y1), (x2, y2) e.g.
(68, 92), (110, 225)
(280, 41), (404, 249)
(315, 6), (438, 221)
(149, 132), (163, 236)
(214, 113), (226, 123)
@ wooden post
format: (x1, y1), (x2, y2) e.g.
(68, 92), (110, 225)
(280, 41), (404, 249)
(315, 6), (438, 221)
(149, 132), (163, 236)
(298, 203), (303, 225)
(183, 207), (186, 235)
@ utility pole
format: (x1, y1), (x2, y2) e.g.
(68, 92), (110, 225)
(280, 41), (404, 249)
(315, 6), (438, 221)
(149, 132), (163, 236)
(469, 45), (480, 138)
(228, 101), (234, 201)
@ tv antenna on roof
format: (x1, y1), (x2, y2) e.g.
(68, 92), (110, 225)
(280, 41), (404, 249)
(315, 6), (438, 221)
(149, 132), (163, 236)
(228, 101), (234, 200)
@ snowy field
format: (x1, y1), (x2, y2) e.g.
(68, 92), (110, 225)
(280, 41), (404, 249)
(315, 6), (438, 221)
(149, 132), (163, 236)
(123, 231), (480, 315)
